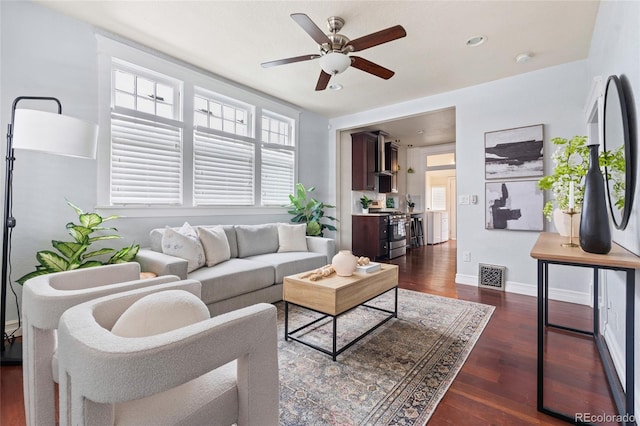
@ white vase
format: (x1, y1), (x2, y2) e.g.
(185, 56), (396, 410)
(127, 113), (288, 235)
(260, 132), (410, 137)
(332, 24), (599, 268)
(332, 250), (358, 277)
(552, 208), (581, 237)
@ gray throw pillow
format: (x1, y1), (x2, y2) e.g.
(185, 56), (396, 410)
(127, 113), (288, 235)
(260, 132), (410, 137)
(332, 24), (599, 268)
(235, 224), (278, 257)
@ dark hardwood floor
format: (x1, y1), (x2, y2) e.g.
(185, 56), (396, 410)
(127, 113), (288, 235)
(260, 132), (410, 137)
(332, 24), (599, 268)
(1, 241), (618, 425)
(395, 241), (617, 425)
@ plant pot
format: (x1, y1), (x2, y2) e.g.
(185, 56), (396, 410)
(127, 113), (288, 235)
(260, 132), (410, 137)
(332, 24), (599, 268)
(409, 207), (414, 213)
(332, 250), (357, 276)
(362, 207), (369, 214)
(552, 208), (580, 237)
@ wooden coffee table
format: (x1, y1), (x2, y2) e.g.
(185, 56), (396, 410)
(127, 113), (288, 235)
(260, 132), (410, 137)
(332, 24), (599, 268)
(283, 264), (398, 361)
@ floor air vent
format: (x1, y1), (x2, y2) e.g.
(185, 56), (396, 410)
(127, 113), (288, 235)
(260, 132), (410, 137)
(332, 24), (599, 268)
(478, 263), (506, 291)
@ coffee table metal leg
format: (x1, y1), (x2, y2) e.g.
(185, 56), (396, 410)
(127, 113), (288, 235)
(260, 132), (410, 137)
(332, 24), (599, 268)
(394, 286), (398, 318)
(332, 316), (337, 361)
(284, 301), (289, 341)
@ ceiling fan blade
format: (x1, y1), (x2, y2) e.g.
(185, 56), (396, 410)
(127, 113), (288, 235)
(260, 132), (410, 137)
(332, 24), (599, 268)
(261, 54), (321, 68)
(350, 56), (395, 79)
(315, 71), (331, 91)
(291, 13), (331, 46)
(347, 25), (406, 52)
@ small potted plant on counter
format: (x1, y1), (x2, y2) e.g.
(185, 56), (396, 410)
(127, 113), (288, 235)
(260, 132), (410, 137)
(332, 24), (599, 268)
(406, 195), (415, 213)
(360, 195), (373, 214)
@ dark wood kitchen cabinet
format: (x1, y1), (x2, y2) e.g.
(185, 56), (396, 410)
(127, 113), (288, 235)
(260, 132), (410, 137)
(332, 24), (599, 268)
(352, 215), (388, 260)
(351, 131), (377, 191)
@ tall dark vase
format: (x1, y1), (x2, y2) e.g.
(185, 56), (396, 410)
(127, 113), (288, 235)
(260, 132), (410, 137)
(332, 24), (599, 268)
(579, 144), (611, 254)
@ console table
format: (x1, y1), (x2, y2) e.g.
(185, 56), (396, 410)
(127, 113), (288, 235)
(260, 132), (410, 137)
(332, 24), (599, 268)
(530, 232), (639, 425)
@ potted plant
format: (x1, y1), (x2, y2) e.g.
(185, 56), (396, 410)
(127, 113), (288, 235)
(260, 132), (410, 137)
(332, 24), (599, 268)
(286, 183), (337, 237)
(359, 195), (373, 213)
(406, 195), (416, 213)
(538, 136), (590, 221)
(538, 136), (616, 235)
(17, 201), (140, 284)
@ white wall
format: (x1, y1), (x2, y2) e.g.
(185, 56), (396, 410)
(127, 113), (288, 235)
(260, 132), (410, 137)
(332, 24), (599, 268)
(586, 0), (640, 416)
(0, 1), (329, 325)
(332, 60), (590, 301)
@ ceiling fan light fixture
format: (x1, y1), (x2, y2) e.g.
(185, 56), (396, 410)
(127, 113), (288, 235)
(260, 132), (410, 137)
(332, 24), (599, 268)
(319, 52), (351, 75)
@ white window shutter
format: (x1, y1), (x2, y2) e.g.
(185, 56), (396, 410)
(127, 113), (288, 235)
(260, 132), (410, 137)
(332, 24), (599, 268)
(110, 114), (182, 204)
(194, 130), (254, 205)
(261, 147), (294, 206)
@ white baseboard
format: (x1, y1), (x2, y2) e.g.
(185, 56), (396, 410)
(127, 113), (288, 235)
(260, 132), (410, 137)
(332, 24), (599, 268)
(603, 327), (626, 387)
(3, 320), (22, 338)
(455, 273), (590, 306)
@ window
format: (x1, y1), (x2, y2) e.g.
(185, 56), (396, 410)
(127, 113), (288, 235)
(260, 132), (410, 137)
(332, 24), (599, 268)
(431, 186), (447, 210)
(261, 111), (295, 206)
(193, 131), (255, 205)
(100, 38), (299, 212)
(114, 68), (177, 119)
(426, 153), (455, 167)
(110, 62), (183, 205)
(194, 94), (250, 137)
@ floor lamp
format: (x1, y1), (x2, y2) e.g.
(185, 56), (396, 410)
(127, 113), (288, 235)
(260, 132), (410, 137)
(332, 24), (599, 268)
(1, 96), (98, 365)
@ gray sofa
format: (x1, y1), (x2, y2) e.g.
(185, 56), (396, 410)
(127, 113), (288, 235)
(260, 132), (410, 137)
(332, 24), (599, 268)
(135, 223), (335, 316)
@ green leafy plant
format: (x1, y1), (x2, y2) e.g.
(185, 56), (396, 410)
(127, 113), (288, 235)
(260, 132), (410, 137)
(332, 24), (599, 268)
(17, 201), (140, 284)
(538, 136), (620, 221)
(286, 183), (337, 237)
(359, 195), (373, 209)
(406, 194), (415, 209)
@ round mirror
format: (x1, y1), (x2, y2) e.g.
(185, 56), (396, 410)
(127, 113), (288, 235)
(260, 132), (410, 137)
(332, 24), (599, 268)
(603, 75), (634, 230)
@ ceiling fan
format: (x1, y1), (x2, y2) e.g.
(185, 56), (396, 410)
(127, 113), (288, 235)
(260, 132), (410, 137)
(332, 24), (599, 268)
(261, 13), (406, 91)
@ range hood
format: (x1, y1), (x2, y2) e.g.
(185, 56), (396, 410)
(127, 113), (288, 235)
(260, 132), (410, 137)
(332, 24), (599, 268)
(374, 130), (393, 176)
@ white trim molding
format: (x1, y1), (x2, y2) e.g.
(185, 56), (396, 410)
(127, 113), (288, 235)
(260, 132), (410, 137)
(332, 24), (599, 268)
(455, 273), (591, 306)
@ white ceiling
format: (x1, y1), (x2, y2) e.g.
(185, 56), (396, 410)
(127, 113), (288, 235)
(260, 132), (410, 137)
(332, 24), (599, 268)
(36, 0), (600, 146)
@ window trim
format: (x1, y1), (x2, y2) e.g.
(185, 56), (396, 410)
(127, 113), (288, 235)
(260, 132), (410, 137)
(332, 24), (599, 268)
(96, 34), (300, 217)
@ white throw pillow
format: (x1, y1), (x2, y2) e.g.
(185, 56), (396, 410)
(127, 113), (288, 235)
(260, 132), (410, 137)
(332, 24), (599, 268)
(111, 290), (210, 338)
(162, 222), (206, 273)
(197, 226), (231, 267)
(277, 223), (308, 253)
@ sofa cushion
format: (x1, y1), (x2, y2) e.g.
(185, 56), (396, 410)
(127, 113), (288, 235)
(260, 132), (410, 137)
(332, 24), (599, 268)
(235, 224), (278, 258)
(111, 290), (209, 337)
(162, 223), (205, 273)
(277, 223), (308, 253)
(198, 226), (231, 267)
(151, 225), (239, 258)
(245, 252), (327, 283)
(188, 259), (275, 305)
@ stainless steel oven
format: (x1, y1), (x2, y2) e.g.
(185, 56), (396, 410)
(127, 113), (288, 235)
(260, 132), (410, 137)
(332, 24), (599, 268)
(387, 214), (408, 259)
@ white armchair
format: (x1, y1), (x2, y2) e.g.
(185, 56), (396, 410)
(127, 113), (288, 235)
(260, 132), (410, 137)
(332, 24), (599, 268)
(56, 282), (279, 426)
(21, 262), (182, 426)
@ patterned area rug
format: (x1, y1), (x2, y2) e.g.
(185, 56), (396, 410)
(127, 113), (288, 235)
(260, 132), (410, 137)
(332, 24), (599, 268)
(277, 288), (494, 425)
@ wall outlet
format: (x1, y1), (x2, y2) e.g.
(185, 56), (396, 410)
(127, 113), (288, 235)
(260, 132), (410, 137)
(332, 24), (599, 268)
(463, 251), (471, 262)
(459, 195), (470, 205)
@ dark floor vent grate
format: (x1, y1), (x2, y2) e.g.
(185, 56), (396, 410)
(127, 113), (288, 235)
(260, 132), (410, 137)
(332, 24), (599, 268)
(478, 263), (506, 291)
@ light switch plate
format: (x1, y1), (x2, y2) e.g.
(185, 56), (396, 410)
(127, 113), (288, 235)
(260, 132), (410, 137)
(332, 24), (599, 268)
(459, 195), (470, 205)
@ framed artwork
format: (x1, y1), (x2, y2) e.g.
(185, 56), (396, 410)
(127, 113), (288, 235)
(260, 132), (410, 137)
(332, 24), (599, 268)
(485, 124), (544, 179)
(486, 180), (543, 231)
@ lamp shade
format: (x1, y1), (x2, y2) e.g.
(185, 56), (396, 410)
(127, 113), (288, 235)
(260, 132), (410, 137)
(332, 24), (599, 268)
(12, 109), (98, 159)
(319, 52), (351, 75)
